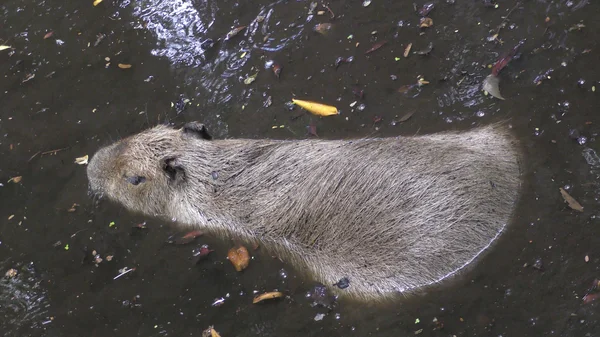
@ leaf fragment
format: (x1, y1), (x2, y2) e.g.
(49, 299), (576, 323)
(118, 63), (132, 69)
(253, 291), (284, 304)
(292, 99), (339, 116)
(75, 155), (89, 165)
(244, 73), (258, 85)
(0, 45), (12, 51)
(482, 74), (505, 100)
(202, 326), (221, 337)
(228, 245), (250, 271)
(8, 176), (22, 183)
(403, 43), (412, 57)
(93, 0), (103, 6)
(419, 17), (433, 28)
(559, 188), (583, 212)
(43, 31), (54, 39)
(225, 26), (247, 40)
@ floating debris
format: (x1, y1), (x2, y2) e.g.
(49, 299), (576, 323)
(419, 17), (433, 28)
(418, 2), (435, 16)
(228, 245), (250, 271)
(74, 155), (89, 165)
(253, 291), (284, 304)
(314, 23), (333, 36)
(559, 187), (583, 212)
(225, 26), (247, 40)
(365, 41), (387, 54)
(292, 99), (339, 116)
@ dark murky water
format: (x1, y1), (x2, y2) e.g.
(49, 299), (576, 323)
(1, 0), (600, 336)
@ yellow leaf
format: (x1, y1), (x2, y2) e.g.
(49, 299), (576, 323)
(253, 291), (283, 304)
(0, 45), (12, 51)
(118, 63), (132, 69)
(93, 0), (103, 6)
(292, 99), (339, 116)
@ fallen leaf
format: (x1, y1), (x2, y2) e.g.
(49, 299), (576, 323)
(482, 74), (505, 100)
(418, 2), (435, 16)
(491, 40), (525, 76)
(414, 42), (434, 55)
(365, 41), (387, 55)
(8, 176), (22, 183)
(43, 31), (54, 39)
(419, 17), (433, 28)
(228, 245), (250, 271)
(167, 230), (204, 245)
(292, 99), (339, 116)
(0, 45), (12, 51)
(67, 203), (79, 212)
(225, 26), (247, 40)
(417, 78), (429, 86)
(118, 64), (132, 69)
(244, 73), (258, 85)
(272, 64), (282, 79)
(403, 43), (412, 57)
(396, 110), (416, 123)
(75, 155), (89, 165)
(560, 188), (583, 212)
(313, 23), (333, 36)
(253, 291), (284, 304)
(93, 0), (103, 6)
(202, 326), (221, 337)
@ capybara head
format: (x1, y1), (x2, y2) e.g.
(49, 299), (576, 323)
(87, 122), (212, 216)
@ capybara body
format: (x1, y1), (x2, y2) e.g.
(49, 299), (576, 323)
(87, 122), (521, 301)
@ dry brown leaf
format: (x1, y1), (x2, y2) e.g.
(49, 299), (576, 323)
(403, 43), (412, 57)
(8, 176), (22, 183)
(118, 64), (132, 69)
(419, 17), (433, 28)
(227, 246), (250, 271)
(559, 188), (583, 212)
(253, 291), (284, 304)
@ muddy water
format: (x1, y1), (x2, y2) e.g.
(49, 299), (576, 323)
(1, 0), (599, 336)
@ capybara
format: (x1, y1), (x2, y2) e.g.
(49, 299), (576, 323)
(87, 122), (521, 301)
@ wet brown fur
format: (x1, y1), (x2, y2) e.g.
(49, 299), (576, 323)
(87, 122), (522, 301)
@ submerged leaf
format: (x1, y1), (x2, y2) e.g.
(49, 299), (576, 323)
(292, 99), (339, 116)
(482, 74), (505, 100)
(560, 188), (583, 212)
(314, 23), (333, 36)
(365, 41), (387, 55)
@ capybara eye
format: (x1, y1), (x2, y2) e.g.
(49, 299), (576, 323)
(126, 176), (146, 185)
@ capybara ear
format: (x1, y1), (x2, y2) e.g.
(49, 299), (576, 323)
(161, 156), (185, 183)
(182, 122), (212, 140)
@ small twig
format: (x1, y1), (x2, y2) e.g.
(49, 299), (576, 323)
(27, 151), (41, 162)
(41, 147), (70, 156)
(114, 267), (136, 280)
(70, 228), (89, 238)
(495, 1), (521, 35)
(322, 2), (335, 19)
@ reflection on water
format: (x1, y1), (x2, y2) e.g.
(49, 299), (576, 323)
(0, 260), (50, 337)
(132, 0), (308, 107)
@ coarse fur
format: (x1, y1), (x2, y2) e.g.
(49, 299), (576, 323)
(87, 122), (522, 301)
